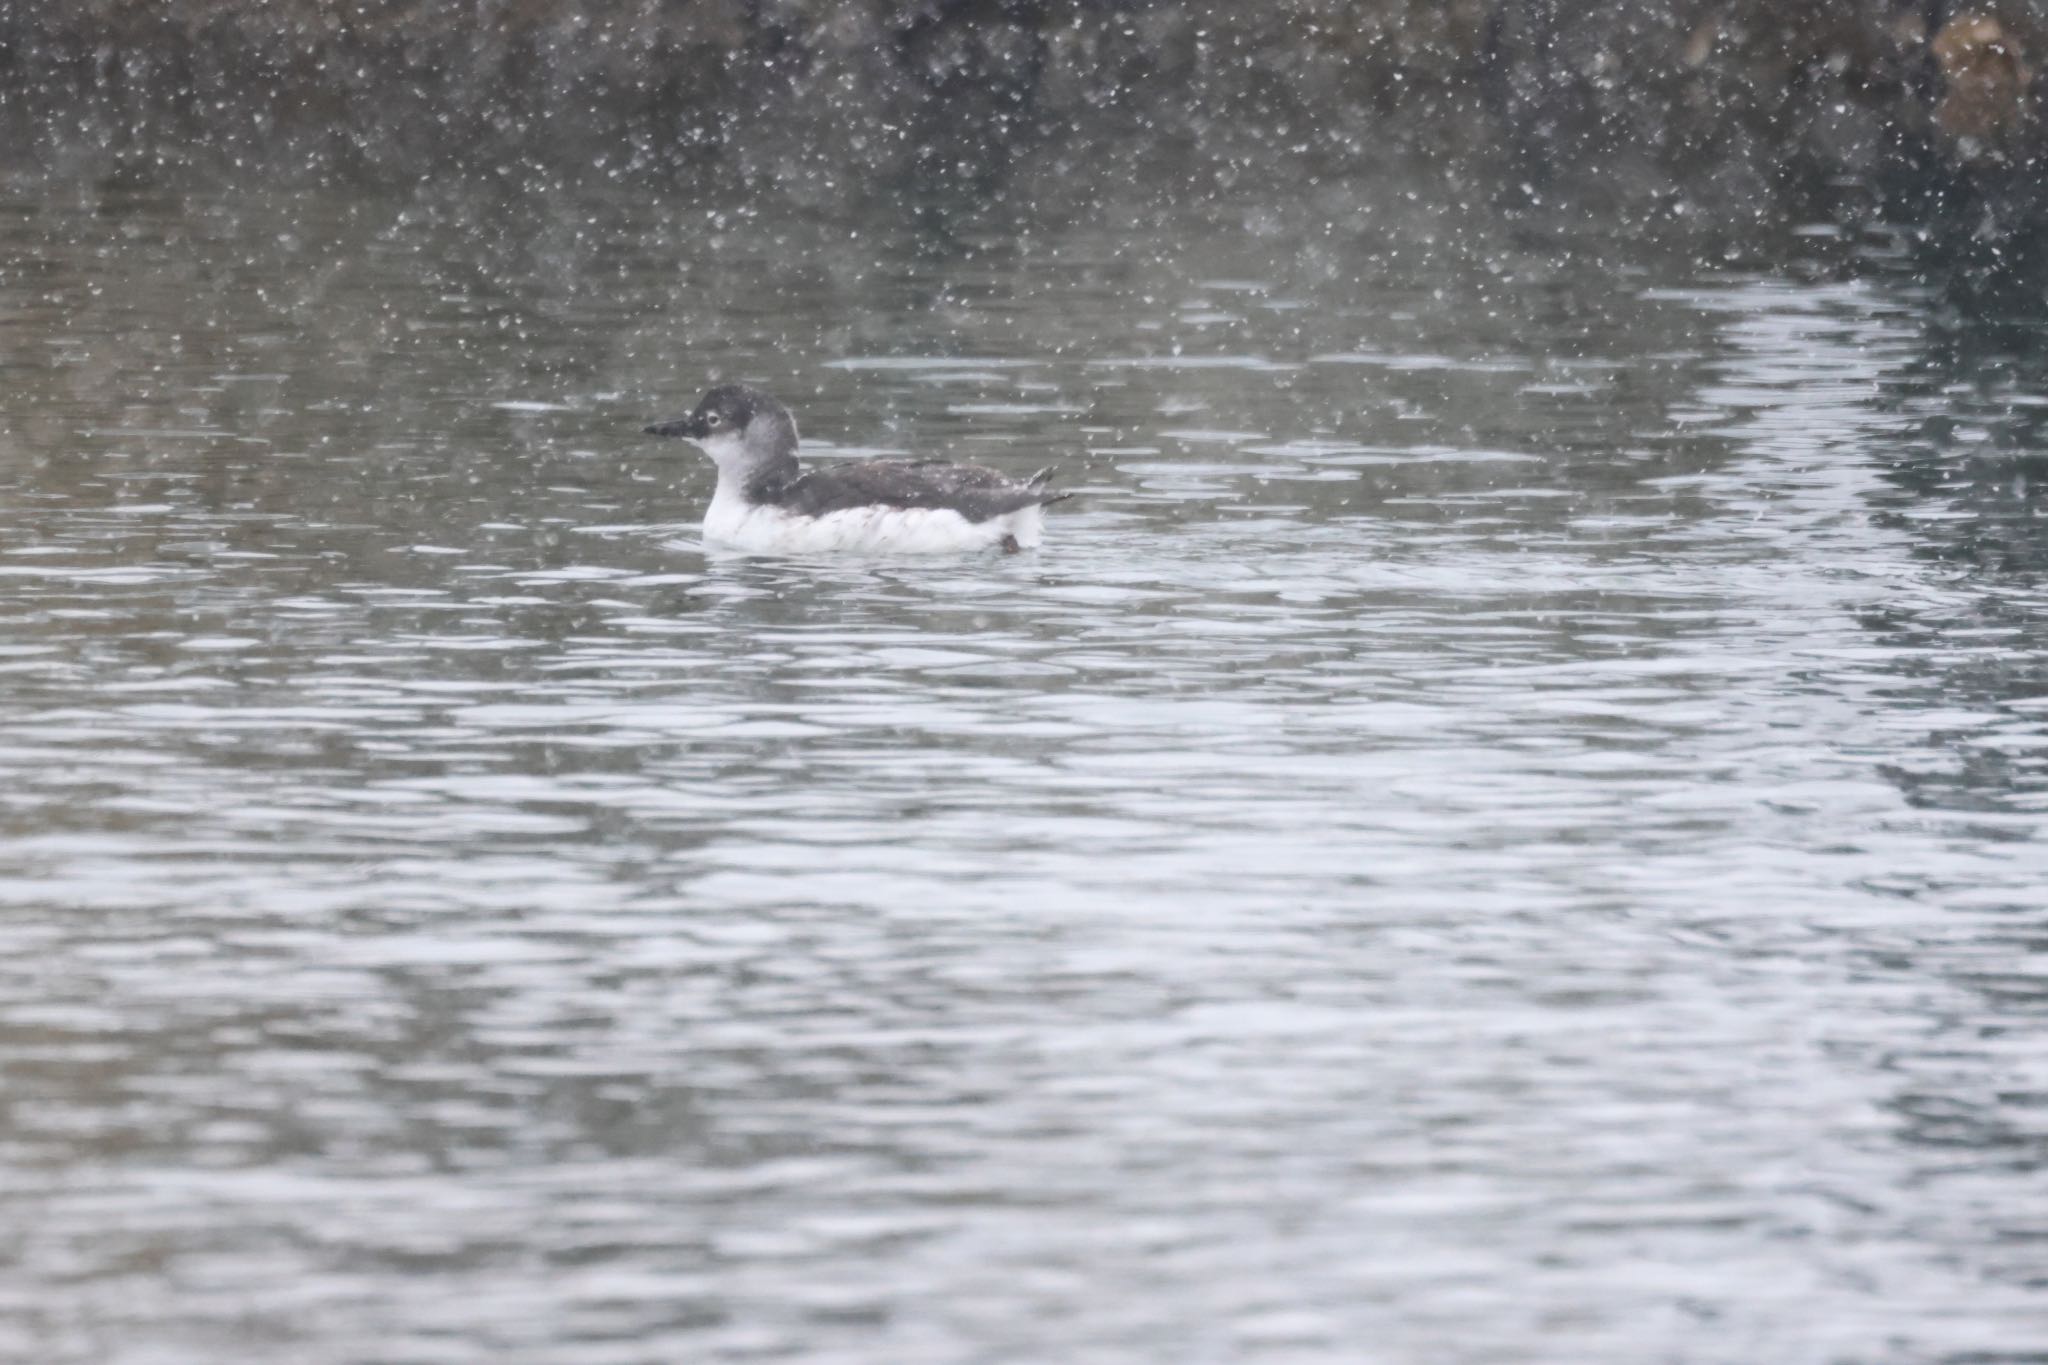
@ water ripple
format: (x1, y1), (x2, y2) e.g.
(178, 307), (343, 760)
(0, 184), (2042, 1363)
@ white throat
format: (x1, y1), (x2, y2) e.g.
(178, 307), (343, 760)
(692, 430), (753, 481)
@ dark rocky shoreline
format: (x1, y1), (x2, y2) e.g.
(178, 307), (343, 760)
(4, 2), (2044, 271)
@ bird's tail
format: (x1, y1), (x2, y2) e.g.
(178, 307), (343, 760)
(1027, 467), (1073, 505)
(1024, 472), (1073, 509)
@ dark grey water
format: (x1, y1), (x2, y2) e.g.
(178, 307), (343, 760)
(1, 171), (2045, 1363)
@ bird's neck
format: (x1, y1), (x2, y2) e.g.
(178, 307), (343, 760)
(740, 452), (799, 504)
(711, 452), (799, 510)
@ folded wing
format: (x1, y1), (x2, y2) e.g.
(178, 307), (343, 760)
(777, 460), (1069, 523)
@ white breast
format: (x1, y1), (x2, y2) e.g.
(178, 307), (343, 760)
(703, 487), (1044, 554)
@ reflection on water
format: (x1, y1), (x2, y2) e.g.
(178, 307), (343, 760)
(0, 174), (2044, 1363)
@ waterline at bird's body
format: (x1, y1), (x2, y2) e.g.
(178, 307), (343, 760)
(703, 483), (1046, 553)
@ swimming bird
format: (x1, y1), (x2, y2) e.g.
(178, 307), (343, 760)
(643, 384), (1069, 554)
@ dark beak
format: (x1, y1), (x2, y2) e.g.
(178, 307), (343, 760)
(644, 412), (710, 438)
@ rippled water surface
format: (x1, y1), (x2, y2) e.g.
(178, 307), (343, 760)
(1, 173), (2046, 1363)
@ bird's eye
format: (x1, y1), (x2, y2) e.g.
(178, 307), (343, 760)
(705, 413), (722, 427)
